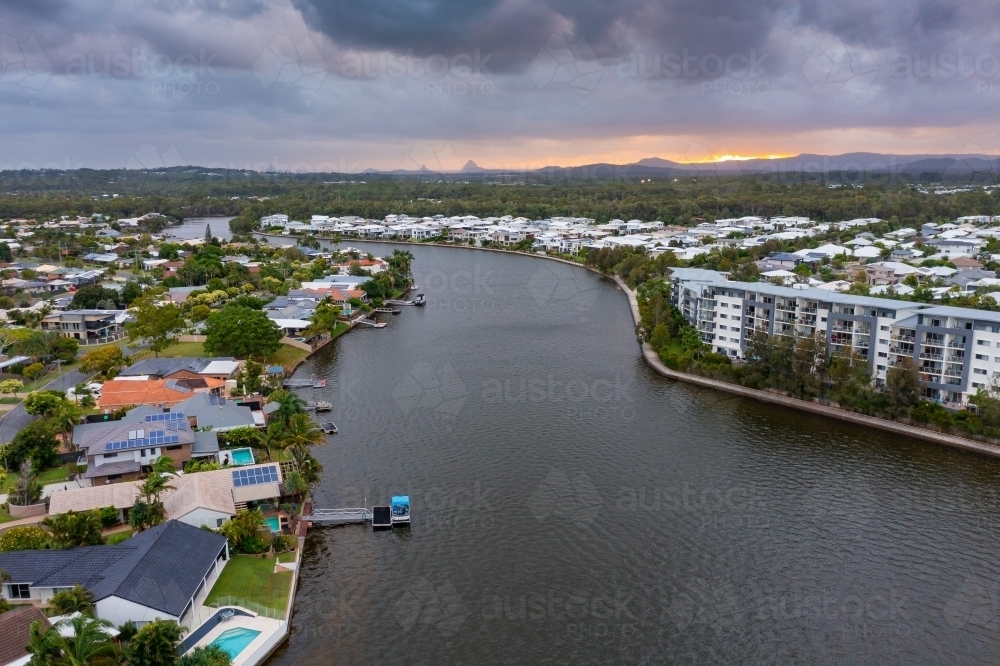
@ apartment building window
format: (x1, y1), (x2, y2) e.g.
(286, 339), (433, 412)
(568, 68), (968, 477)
(995, 357), (1000, 363)
(719, 325), (727, 330)
(104, 453), (117, 459)
(978, 340), (990, 346)
(877, 365), (886, 371)
(880, 326), (889, 331)
(719, 314), (727, 319)
(974, 382), (985, 389)
(976, 354), (989, 361)
(879, 339), (888, 345)
(878, 352), (887, 358)
(974, 368), (988, 375)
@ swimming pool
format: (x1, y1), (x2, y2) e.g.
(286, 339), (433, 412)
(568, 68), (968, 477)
(209, 627), (261, 659)
(229, 448), (254, 466)
(265, 516), (280, 533)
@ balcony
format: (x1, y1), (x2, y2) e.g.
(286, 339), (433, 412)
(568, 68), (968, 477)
(891, 334), (916, 343)
(920, 351), (944, 361)
(801, 307), (818, 314)
(920, 373), (943, 384)
(775, 304), (796, 313)
(889, 346), (913, 355)
(831, 325), (855, 333)
(944, 369), (963, 379)
(947, 341), (966, 349)
(775, 315), (796, 324)
(923, 338), (946, 348)
(946, 354), (965, 363)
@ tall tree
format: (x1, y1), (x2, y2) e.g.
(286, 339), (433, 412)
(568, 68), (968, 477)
(203, 305), (282, 360)
(126, 297), (185, 357)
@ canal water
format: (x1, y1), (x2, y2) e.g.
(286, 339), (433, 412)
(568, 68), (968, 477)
(268, 241), (1000, 665)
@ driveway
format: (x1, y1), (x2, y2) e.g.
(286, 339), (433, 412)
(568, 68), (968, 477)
(0, 368), (94, 445)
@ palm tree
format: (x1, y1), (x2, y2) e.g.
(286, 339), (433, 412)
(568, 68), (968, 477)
(47, 584), (95, 617)
(27, 615), (119, 666)
(268, 389), (306, 429)
(126, 618), (185, 666)
(278, 413), (326, 462)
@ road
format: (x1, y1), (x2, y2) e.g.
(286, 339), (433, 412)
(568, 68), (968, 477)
(0, 368), (93, 445)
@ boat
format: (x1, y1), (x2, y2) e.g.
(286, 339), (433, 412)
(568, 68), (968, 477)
(321, 422), (338, 434)
(413, 294), (426, 306)
(313, 379), (327, 388)
(315, 401), (333, 412)
(391, 495), (410, 525)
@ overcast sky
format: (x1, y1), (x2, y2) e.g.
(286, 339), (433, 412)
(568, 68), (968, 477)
(3, 0), (1000, 171)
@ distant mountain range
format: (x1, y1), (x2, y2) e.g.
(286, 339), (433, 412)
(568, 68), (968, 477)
(359, 153), (1000, 178)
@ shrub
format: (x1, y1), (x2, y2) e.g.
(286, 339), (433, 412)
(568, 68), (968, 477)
(0, 525), (47, 551)
(97, 506), (120, 528)
(22, 363), (45, 381)
(272, 534), (295, 553)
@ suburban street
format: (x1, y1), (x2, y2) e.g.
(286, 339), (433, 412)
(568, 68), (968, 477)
(0, 367), (94, 445)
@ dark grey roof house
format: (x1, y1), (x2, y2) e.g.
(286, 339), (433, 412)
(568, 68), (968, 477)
(0, 521), (229, 628)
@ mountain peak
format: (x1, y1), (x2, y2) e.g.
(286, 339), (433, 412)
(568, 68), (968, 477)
(461, 159), (484, 172)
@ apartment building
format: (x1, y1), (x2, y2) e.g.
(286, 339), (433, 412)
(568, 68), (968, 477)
(41, 309), (125, 344)
(888, 307), (1000, 405)
(669, 268), (930, 385)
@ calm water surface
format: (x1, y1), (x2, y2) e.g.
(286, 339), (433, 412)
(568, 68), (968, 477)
(267, 242), (1000, 665)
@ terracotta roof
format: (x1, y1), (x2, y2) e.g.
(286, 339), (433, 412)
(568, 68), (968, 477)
(98, 378), (226, 409)
(0, 606), (49, 666)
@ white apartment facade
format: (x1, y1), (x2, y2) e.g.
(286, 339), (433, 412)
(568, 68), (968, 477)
(671, 268), (1000, 404)
(669, 268), (930, 386)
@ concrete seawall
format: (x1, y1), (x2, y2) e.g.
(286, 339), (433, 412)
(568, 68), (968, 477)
(609, 275), (1000, 460)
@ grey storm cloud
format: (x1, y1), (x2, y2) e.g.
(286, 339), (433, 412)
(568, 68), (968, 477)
(3, 0), (1000, 168)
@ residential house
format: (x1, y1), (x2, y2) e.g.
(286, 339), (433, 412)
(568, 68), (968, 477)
(0, 520), (229, 628)
(40, 310), (125, 344)
(73, 411), (217, 483)
(49, 463), (285, 529)
(120, 357), (241, 382)
(0, 606), (51, 666)
(97, 377), (227, 411)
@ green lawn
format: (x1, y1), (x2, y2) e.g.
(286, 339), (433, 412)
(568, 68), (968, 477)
(0, 397), (20, 405)
(276, 552), (296, 563)
(106, 530), (134, 545)
(1, 466), (69, 493)
(205, 555), (293, 612)
(158, 341), (308, 371)
(269, 345), (309, 372)
(158, 342), (215, 358)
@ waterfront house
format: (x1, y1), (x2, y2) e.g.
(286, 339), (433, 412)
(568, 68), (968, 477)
(49, 462), (285, 529)
(97, 377), (227, 411)
(0, 520), (229, 628)
(120, 357), (241, 381)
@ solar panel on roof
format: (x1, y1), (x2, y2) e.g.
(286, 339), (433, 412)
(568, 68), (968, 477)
(231, 465), (279, 487)
(144, 412), (186, 423)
